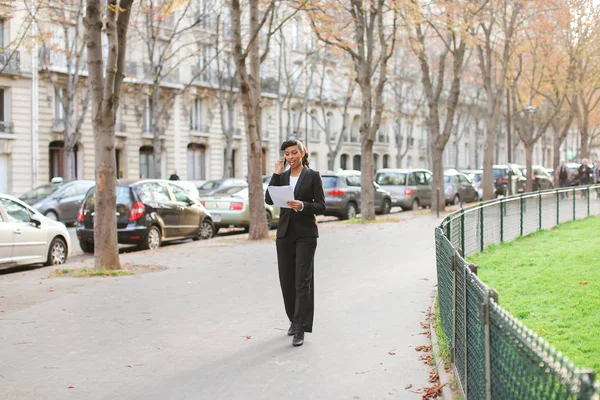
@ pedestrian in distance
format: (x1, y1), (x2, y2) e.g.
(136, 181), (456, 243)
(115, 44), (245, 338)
(556, 160), (570, 199)
(169, 170), (180, 181)
(578, 159), (592, 198)
(265, 139), (326, 347)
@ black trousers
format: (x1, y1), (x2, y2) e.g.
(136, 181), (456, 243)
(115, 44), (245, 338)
(276, 225), (317, 333)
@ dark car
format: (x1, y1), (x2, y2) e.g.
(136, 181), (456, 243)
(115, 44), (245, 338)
(444, 171), (479, 205)
(20, 180), (95, 224)
(493, 165), (526, 197)
(322, 170), (392, 219)
(517, 165), (554, 191)
(76, 179), (215, 253)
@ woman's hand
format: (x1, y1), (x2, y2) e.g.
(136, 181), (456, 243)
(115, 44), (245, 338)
(286, 200), (303, 211)
(274, 157), (285, 175)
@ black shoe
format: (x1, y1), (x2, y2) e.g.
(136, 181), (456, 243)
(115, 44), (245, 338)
(287, 323), (296, 336)
(292, 331), (304, 347)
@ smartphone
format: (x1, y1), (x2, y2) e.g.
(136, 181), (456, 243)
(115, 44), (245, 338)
(282, 159), (287, 168)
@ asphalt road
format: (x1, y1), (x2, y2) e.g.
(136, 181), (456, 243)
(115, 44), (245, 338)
(1, 210), (443, 400)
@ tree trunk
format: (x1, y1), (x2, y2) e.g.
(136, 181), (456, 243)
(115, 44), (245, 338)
(525, 142), (534, 192)
(580, 105), (589, 158)
(93, 122), (120, 270)
(553, 128), (561, 186)
(360, 138), (375, 220)
(63, 148), (75, 181)
(432, 145), (445, 212)
(153, 133), (162, 179)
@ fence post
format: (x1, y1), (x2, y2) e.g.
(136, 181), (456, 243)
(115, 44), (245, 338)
(587, 187), (590, 216)
(447, 220), (451, 240)
(452, 252), (456, 364)
(500, 199), (504, 243)
(463, 260), (469, 398)
(483, 288), (499, 400)
(573, 188), (576, 220)
(461, 209), (465, 257)
(539, 192), (542, 231)
(576, 369), (596, 400)
(480, 206), (484, 252)
(557, 190), (560, 226)
(520, 195), (524, 237)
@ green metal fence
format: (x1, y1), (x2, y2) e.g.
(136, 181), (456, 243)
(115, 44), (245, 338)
(436, 185), (600, 399)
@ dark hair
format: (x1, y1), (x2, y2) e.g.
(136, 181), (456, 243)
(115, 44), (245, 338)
(281, 139), (310, 167)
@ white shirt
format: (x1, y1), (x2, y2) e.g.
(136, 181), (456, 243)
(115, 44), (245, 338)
(289, 172), (304, 211)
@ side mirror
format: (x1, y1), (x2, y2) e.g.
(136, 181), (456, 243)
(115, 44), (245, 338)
(30, 215), (42, 227)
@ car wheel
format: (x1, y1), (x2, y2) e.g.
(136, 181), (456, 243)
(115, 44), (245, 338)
(45, 237), (67, 266)
(344, 202), (357, 220)
(139, 225), (161, 251)
(265, 211), (273, 229)
(453, 195), (460, 205)
(45, 211), (58, 221)
(411, 199), (420, 211)
(79, 240), (94, 254)
(381, 198), (391, 214)
(195, 219), (215, 240)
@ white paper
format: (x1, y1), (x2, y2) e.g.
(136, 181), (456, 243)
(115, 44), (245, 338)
(267, 185), (294, 208)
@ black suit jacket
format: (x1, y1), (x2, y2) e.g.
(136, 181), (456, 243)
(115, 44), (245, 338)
(265, 167), (326, 238)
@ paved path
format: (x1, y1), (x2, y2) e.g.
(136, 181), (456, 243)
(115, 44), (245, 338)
(0, 211), (444, 400)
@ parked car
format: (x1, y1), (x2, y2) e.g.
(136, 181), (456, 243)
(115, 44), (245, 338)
(0, 194), (71, 269)
(198, 183), (279, 232)
(517, 165), (554, 191)
(76, 179), (215, 253)
(197, 178), (248, 195)
(565, 162), (594, 186)
(20, 180), (95, 224)
(321, 170), (392, 219)
(462, 169), (483, 199)
(493, 165), (526, 196)
(444, 171), (479, 205)
(375, 168), (433, 211)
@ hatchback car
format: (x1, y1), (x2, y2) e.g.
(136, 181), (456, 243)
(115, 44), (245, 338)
(76, 179), (215, 253)
(375, 168), (433, 211)
(0, 194), (71, 269)
(20, 180), (95, 224)
(199, 184), (279, 233)
(517, 165), (554, 191)
(444, 171), (479, 205)
(493, 165), (526, 196)
(322, 170), (392, 219)
(462, 169), (483, 199)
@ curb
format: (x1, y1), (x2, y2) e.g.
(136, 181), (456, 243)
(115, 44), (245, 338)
(429, 292), (455, 400)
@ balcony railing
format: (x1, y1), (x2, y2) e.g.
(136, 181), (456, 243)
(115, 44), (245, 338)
(190, 123), (210, 133)
(53, 119), (65, 131)
(308, 130), (320, 142)
(115, 122), (127, 133)
(0, 120), (14, 133)
(143, 63), (179, 84)
(419, 139), (427, 148)
(0, 51), (20, 74)
(192, 65), (217, 86)
(260, 77), (279, 94)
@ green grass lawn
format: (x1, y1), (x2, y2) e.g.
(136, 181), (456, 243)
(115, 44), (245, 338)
(468, 216), (600, 372)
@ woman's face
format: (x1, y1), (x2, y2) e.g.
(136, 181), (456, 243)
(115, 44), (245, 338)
(284, 145), (305, 169)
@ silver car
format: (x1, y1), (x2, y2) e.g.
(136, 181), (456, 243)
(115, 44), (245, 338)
(375, 168), (433, 210)
(20, 180), (95, 224)
(0, 194), (71, 269)
(444, 171), (480, 205)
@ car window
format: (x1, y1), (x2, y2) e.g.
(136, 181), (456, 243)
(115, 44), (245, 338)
(492, 169), (505, 179)
(414, 172), (427, 185)
(57, 184), (77, 198)
(346, 176), (361, 187)
(74, 182), (93, 195)
(444, 175), (452, 183)
(0, 198), (33, 222)
(213, 186), (247, 196)
(151, 182), (171, 202)
(424, 172), (433, 185)
(322, 176), (339, 189)
(375, 172), (406, 185)
(169, 183), (190, 202)
(407, 173), (416, 186)
(20, 184), (60, 201)
(452, 175), (459, 184)
(458, 175), (470, 184)
(200, 181), (220, 190)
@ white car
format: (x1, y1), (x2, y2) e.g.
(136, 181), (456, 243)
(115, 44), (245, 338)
(0, 194), (71, 269)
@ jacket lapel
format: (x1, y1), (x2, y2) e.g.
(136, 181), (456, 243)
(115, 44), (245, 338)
(284, 169), (291, 186)
(294, 167), (308, 198)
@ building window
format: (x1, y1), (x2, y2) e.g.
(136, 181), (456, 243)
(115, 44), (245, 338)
(187, 143), (206, 180)
(407, 155), (413, 169)
(350, 116), (360, 143)
(353, 154), (361, 171)
(383, 154), (390, 168)
(464, 143), (470, 168)
(340, 153), (348, 170)
(291, 108), (300, 137)
(309, 110), (318, 141)
(49, 141), (79, 181)
(190, 98), (205, 131)
(310, 152), (318, 170)
(373, 154), (379, 170)
(143, 97), (152, 134)
(139, 146), (155, 179)
(53, 87), (65, 129)
(326, 112), (334, 141)
(291, 20), (302, 51)
(0, 154), (8, 193)
(0, 88), (9, 133)
(378, 121), (388, 143)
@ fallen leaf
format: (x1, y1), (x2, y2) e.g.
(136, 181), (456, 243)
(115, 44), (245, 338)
(405, 384), (413, 390)
(388, 351), (396, 355)
(245, 336), (252, 340)
(67, 385), (75, 389)
(49, 288), (55, 292)
(126, 364), (144, 368)
(579, 281), (589, 285)
(421, 322), (430, 329)
(355, 370), (370, 375)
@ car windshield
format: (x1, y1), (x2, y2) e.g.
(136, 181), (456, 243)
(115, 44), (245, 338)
(322, 176), (339, 189)
(212, 186), (248, 196)
(83, 186), (133, 211)
(492, 169), (506, 179)
(375, 172), (407, 185)
(20, 184), (60, 200)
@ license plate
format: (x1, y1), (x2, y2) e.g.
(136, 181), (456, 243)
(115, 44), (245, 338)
(212, 214), (221, 223)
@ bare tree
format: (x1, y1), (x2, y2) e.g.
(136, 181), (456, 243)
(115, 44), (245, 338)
(83, 0), (134, 269)
(309, 0), (397, 220)
(34, 0), (90, 182)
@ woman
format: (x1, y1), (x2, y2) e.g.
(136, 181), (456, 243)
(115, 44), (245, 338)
(265, 139), (326, 347)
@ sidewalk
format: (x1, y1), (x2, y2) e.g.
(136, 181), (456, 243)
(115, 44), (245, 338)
(0, 211), (444, 399)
